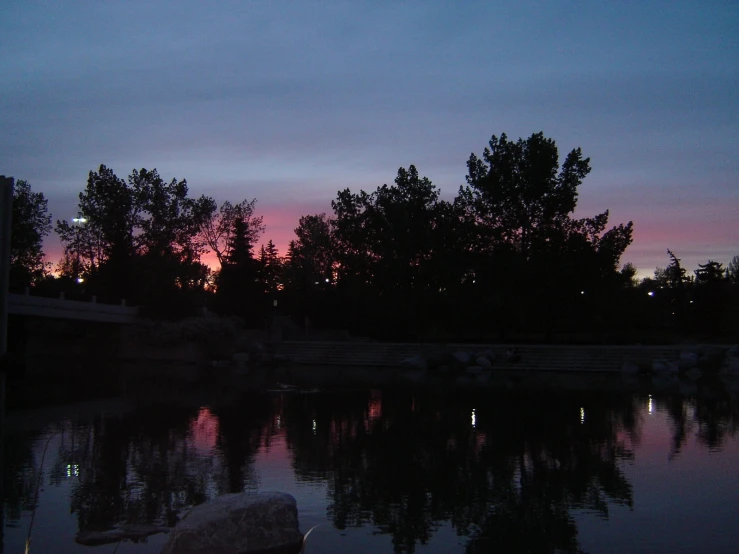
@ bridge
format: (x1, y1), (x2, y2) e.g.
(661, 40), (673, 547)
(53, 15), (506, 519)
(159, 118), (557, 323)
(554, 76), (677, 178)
(8, 292), (139, 324)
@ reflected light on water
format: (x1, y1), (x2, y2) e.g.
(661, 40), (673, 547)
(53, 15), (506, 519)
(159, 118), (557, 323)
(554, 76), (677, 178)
(580, 407), (585, 424)
(649, 395), (653, 414)
(471, 409), (476, 428)
(66, 463), (79, 478)
(191, 407), (219, 455)
(312, 419), (317, 434)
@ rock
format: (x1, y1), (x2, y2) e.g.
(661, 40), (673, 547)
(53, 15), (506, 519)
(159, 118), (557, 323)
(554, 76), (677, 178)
(684, 367), (702, 381)
(477, 349), (496, 362)
(679, 380), (698, 397)
(720, 356), (739, 375)
(720, 374), (739, 397)
(466, 366), (484, 376)
(621, 361), (640, 375)
(678, 351), (699, 370)
(652, 358), (678, 375)
(652, 373), (679, 391)
(503, 349), (521, 363)
(161, 492), (303, 554)
(77, 526), (170, 546)
(400, 355), (427, 369)
(453, 351), (472, 365)
(475, 356), (492, 369)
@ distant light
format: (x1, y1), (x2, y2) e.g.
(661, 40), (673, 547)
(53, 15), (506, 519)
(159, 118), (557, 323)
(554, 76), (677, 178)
(581, 291), (585, 295)
(690, 300), (694, 304)
(72, 217), (88, 224)
(647, 291), (655, 297)
(472, 280), (476, 284)
(77, 277), (84, 283)
(471, 409), (476, 428)
(312, 419), (317, 434)
(314, 281), (319, 285)
(325, 278), (329, 282)
(580, 407), (585, 424)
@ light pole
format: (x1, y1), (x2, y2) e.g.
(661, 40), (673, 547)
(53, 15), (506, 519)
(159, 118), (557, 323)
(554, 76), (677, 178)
(72, 216), (87, 283)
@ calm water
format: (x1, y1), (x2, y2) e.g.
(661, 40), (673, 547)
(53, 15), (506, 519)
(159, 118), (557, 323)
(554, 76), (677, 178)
(3, 375), (739, 554)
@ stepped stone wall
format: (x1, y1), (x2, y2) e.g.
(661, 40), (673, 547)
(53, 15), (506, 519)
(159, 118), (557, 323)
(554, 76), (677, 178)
(275, 341), (725, 373)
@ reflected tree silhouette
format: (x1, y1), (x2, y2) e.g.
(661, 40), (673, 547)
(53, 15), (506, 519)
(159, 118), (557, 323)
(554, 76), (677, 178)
(279, 390), (640, 554)
(2, 387), (738, 553)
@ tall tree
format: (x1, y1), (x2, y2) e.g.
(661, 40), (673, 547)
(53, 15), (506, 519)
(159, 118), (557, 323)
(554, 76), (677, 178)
(10, 180), (52, 288)
(56, 165), (214, 308)
(214, 215), (263, 322)
(201, 199), (264, 267)
(259, 239), (281, 293)
(289, 213), (336, 287)
(728, 255), (739, 285)
(659, 249), (690, 289)
(694, 260), (726, 285)
(459, 132), (591, 256)
(129, 168), (214, 259)
(55, 165), (136, 297)
(693, 260), (731, 336)
(331, 166), (447, 291)
(456, 132), (633, 337)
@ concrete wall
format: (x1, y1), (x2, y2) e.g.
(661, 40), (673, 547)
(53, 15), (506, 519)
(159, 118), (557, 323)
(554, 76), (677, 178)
(8, 293), (139, 324)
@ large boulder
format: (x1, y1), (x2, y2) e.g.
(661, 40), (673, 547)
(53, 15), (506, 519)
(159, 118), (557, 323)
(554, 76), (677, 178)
(652, 358), (678, 375)
(678, 350), (699, 370)
(621, 361), (640, 375)
(475, 356), (492, 369)
(400, 355), (427, 369)
(453, 351), (472, 365)
(721, 356), (739, 375)
(161, 492), (303, 554)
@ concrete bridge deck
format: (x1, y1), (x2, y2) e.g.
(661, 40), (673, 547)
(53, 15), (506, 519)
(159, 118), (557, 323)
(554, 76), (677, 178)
(8, 292), (139, 324)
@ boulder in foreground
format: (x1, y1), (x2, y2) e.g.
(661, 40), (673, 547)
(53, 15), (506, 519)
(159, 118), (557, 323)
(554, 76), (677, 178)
(161, 492), (303, 554)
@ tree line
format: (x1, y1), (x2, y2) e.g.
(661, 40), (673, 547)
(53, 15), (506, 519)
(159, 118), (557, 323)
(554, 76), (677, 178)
(9, 131), (739, 340)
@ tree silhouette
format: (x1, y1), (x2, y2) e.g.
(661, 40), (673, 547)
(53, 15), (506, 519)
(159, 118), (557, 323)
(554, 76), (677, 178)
(215, 215), (264, 323)
(455, 132), (633, 339)
(727, 255), (739, 285)
(9, 179), (52, 288)
(54, 164), (214, 313)
(258, 240), (282, 293)
(200, 199), (264, 267)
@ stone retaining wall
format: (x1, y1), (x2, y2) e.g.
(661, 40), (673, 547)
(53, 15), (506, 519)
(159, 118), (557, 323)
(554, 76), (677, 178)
(276, 341), (727, 373)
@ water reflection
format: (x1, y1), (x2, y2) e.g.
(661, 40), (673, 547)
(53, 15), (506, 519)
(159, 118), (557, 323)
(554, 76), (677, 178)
(3, 387), (739, 553)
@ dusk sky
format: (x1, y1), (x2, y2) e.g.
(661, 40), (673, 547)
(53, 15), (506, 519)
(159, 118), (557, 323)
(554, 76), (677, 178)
(2, 0), (737, 276)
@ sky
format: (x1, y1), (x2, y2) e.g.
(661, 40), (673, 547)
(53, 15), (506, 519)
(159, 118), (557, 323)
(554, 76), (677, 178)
(1, 0), (737, 277)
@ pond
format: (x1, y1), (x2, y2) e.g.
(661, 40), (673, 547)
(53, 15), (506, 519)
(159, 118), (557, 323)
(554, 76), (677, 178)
(3, 370), (739, 554)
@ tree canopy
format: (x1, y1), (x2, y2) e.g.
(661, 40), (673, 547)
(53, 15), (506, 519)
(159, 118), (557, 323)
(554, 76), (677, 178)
(19, 130), (739, 340)
(10, 179), (52, 288)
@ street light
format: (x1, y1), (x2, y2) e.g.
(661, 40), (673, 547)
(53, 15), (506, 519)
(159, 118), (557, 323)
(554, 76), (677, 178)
(73, 215), (87, 282)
